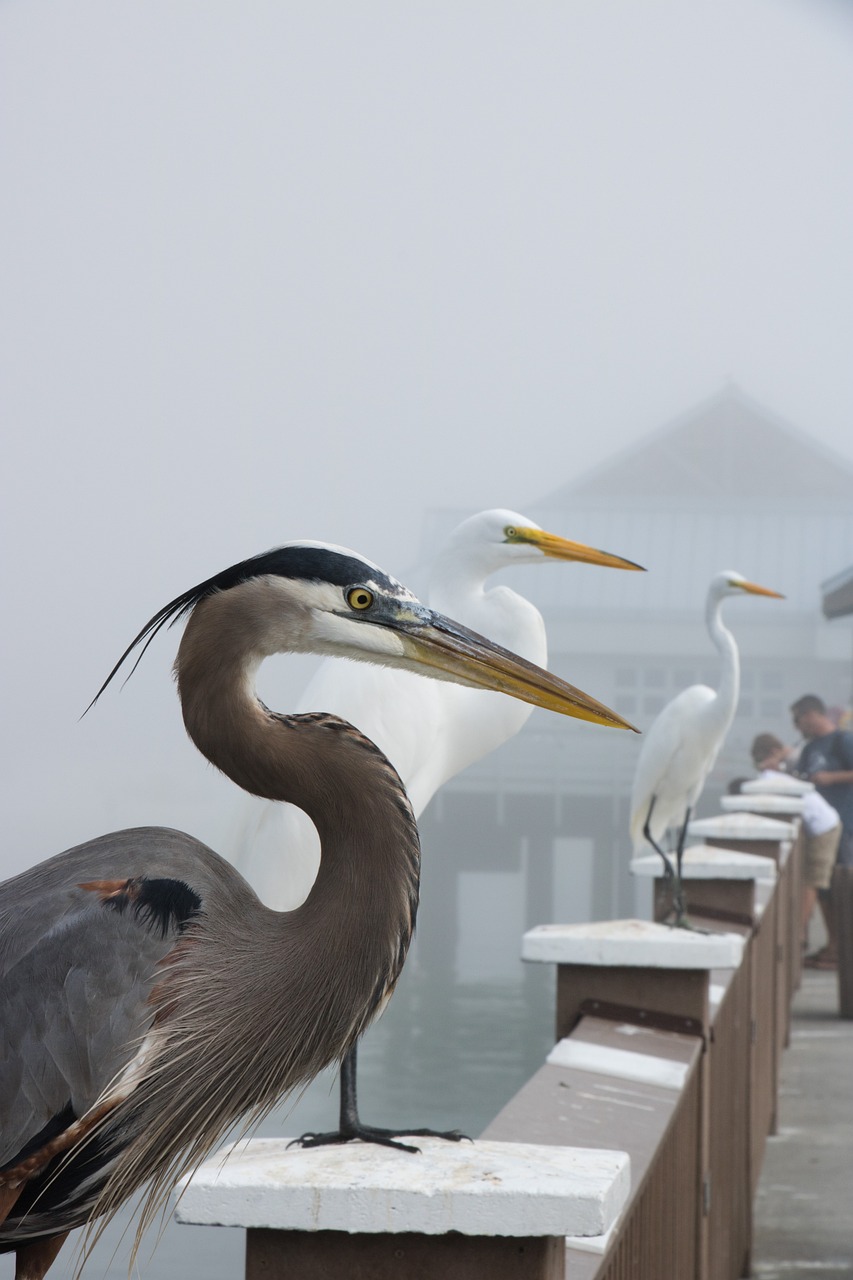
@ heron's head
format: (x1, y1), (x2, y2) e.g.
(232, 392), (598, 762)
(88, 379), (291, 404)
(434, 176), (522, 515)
(92, 540), (638, 731)
(711, 571), (785, 604)
(443, 508), (645, 574)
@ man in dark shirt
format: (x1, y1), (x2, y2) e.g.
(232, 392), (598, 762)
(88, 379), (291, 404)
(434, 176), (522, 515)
(791, 694), (853, 969)
(792, 695), (853, 867)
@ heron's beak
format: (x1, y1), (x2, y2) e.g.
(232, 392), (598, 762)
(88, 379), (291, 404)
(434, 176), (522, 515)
(515, 528), (645, 572)
(737, 580), (785, 599)
(393, 607), (639, 732)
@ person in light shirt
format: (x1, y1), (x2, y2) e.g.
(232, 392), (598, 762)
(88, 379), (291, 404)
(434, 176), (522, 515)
(751, 732), (841, 969)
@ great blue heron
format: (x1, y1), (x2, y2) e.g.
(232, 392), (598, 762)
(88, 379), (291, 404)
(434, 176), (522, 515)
(232, 510), (643, 1148)
(0, 541), (636, 1279)
(629, 570), (783, 921)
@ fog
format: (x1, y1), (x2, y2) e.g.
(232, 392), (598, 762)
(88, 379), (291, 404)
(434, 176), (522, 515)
(2, 4), (853, 1271)
(2, 0), (852, 878)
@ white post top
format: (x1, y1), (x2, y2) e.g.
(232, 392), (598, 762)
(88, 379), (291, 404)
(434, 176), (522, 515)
(630, 844), (776, 883)
(174, 1136), (630, 1240)
(522, 919), (744, 969)
(721, 793), (805, 816)
(741, 775), (814, 796)
(688, 812), (795, 840)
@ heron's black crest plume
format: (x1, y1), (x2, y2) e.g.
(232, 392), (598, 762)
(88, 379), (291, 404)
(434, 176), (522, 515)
(84, 544), (402, 715)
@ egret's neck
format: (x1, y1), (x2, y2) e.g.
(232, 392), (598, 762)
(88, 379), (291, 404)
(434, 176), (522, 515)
(429, 548), (546, 666)
(706, 594), (740, 728)
(428, 545), (496, 616)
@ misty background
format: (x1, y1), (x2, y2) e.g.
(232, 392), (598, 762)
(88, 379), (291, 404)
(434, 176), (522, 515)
(2, 1), (853, 1276)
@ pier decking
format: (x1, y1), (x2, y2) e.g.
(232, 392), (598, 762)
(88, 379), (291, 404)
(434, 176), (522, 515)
(752, 968), (853, 1280)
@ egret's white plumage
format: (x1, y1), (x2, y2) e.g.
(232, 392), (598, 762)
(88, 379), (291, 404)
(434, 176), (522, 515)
(231, 509), (642, 909)
(629, 570), (784, 861)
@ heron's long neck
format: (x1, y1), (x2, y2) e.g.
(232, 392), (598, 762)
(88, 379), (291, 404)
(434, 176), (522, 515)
(706, 594), (740, 732)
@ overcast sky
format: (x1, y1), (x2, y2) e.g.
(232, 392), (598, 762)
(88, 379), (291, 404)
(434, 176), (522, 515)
(2, 0), (852, 875)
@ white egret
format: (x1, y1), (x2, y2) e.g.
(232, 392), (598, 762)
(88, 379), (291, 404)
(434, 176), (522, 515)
(230, 509), (644, 1146)
(629, 570), (784, 921)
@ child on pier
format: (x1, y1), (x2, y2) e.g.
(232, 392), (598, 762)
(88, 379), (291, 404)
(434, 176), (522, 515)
(750, 732), (841, 969)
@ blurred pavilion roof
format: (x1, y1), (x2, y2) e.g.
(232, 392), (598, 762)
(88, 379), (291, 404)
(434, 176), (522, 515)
(422, 387), (853, 620)
(539, 385), (853, 507)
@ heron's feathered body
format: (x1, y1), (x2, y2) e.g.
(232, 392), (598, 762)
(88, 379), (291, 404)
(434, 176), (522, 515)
(0, 539), (631, 1276)
(1, 713), (418, 1254)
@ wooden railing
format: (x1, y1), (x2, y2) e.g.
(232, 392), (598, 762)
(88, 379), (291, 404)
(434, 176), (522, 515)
(484, 809), (803, 1280)
(176, 807), (803, 1279)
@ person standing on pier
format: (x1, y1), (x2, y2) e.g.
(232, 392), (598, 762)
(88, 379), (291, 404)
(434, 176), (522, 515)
(790, 695), (853, 968)
(750, 731), (841, 966)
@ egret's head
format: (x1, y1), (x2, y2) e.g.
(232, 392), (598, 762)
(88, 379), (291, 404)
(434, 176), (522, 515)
(444, 508), (645, 573)
(711, 570), (785, 603)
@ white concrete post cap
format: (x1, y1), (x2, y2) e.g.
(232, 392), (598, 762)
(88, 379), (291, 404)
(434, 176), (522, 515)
(174, 1137), (630, 1239)
(522, 918), (744, 968)
(721, 793), (805, 815)
(741, 776), (814, 796)
(630, 844), (776, 882)
(687, 812), (795, 840)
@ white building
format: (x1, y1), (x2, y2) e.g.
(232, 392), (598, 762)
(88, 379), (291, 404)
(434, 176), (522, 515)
(416, 387), (853, 980)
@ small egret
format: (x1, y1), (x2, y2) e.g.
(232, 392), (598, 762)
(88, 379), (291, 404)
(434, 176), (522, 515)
(629, 570), (783, 921)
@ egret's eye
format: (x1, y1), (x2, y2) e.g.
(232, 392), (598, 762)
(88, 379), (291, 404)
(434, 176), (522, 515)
(347, 586), (375, 611)
(504, 526), (517, 539)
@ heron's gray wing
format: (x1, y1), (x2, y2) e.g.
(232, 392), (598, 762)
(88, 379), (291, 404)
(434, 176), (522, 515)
(0, 877), (196, 1173)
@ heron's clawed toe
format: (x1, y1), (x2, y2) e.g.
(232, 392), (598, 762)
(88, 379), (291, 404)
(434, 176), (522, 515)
(288, 1123), (470, 1153)
(288, 1128), (422, 1154)
(391, 1127), (471, 1143)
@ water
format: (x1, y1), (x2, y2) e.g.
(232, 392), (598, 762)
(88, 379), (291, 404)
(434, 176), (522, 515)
(2, 952), (555, 1279)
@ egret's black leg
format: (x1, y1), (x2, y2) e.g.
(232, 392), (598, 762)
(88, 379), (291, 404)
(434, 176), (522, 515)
(671, 807), (693, 927)
(290, 1043), (468, 1154)
(643, 797), (690, 927)
(642, 796), (676, 882)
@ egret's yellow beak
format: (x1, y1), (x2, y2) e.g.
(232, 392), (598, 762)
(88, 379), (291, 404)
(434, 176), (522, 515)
(511, 527), (645, 572)
(736, 580), (785, 599)
(392, 605), (639, 732)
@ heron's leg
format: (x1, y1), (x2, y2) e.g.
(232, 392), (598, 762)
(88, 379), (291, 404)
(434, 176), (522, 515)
(291, 1043), (468, 1154)
(15, 1232), (69, 1280)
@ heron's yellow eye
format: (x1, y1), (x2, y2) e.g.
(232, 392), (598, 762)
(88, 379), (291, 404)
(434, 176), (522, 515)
(347, 587), (374, 610)
(504, 526), (517, 539)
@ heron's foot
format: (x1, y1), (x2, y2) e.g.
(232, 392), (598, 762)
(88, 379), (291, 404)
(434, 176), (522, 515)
(289, 1125), (469, 1155)
(289, 1128), (421, 1153)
